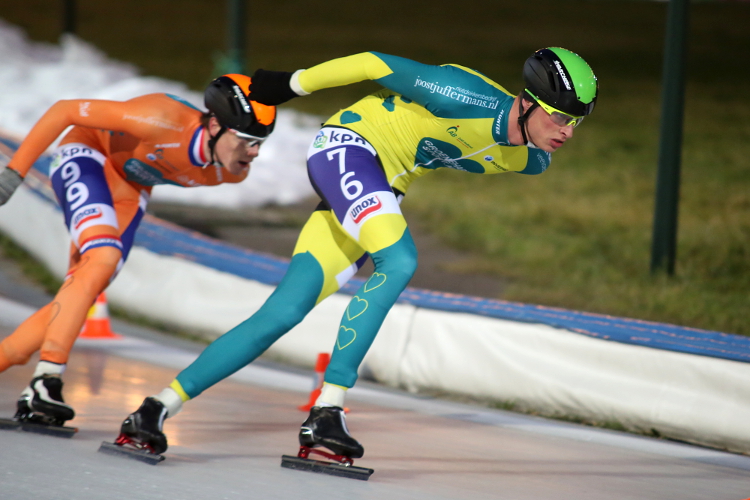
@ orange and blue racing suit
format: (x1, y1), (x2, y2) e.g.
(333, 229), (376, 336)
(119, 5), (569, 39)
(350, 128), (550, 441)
(0, 93), (247, 370)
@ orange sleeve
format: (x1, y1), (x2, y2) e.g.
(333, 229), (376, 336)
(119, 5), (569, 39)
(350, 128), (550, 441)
(9, 97), (173, 177)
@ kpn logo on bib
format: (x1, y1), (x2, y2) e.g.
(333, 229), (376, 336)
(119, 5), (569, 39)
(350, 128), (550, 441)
(350, 195), (382, 224)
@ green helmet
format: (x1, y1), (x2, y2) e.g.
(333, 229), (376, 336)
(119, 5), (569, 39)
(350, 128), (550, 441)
(523, 47), (598, 117)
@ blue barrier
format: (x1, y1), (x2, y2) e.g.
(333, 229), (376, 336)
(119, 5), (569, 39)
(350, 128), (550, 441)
(137, 215), (750, 364)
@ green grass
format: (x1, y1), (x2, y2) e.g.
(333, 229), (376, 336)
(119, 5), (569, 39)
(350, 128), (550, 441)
(2, 0), (748, 334)
(406, 78), (750, 334)
(0, 233), (62, 295)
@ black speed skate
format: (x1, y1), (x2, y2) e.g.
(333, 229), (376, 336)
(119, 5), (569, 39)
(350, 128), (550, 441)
(299, 406), (364, 458)
(0, 375), (78, 437)
(18, 375), (76, 424)
(98, 397), (168, 465)
(281, 406), (373, 480)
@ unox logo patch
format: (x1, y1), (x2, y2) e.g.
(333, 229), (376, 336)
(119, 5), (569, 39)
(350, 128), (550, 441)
(73, 207), (103, 229)
(350, 195), (382, 224)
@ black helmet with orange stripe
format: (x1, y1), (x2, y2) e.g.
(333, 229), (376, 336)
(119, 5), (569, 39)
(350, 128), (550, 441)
(204, 74), (276, 165)
(205, 73), (276, 139)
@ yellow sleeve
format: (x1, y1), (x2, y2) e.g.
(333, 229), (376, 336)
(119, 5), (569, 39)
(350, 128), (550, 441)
(296, 52), (394, 94)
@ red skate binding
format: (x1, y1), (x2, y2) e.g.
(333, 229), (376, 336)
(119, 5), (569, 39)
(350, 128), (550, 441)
(115, 432), (161, 454)
(98, 396), (168, 465)
(298, 445), (354, 466)
(97, 433), (166, 465)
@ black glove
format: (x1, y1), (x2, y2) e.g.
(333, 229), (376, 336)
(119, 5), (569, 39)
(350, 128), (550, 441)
(0, 167), (23, 206)
(248, 69), (300, 106)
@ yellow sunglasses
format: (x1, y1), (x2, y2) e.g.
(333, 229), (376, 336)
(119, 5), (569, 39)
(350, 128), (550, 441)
(526, 90), (584, 128)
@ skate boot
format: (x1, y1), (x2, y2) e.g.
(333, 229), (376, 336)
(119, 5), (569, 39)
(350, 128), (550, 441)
(116, 397), (168, 455)
(14, 386), (33, 420)
(299, 406), (364, 459)
(282, 406), (373, 478)
(15, 375), (75, 426)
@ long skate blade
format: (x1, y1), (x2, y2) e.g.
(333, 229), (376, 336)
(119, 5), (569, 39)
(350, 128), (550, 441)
(20, 422), (77, 438)
(0, 417), (77, 438)
(280, 455), (374, 481)
(98, 441), (165, 465)
(0, 418), (22, 430)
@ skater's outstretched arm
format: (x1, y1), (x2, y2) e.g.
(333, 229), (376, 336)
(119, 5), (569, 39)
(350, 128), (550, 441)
(9, 99), (158, 178)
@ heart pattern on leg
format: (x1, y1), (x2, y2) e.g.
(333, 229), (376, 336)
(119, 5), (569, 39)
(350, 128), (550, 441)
(337, 326), (357, 350)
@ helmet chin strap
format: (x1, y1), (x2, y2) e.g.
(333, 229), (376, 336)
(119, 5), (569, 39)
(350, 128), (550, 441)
(517, 94), (540, 146)
(206, 125), (228, 167)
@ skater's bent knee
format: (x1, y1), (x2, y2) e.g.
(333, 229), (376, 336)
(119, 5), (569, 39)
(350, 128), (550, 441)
(257, 300), (310, 332)
(68, 245), (123, 287)
(81, 245), (122, 270)
(372, 239), (418, 283)
(390, 249), (418, 278)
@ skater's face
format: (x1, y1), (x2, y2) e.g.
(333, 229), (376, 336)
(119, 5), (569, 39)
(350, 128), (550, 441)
(521, 98), (576, 153)
(207, 117), (261, 176)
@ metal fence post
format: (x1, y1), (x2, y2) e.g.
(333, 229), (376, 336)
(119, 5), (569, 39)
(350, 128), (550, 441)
(226, 0), (246, 74)
(650, 0), (690, 275)
(62, 0), (76, 35)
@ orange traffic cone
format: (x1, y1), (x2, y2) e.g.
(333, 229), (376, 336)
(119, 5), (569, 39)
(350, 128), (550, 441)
(297, 353), (349, 413)
(80, 292), (121, 339)
(298, 353), (330, 411)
